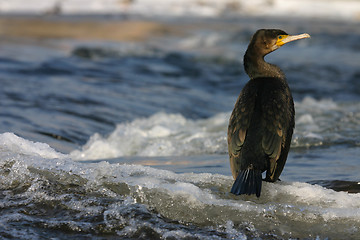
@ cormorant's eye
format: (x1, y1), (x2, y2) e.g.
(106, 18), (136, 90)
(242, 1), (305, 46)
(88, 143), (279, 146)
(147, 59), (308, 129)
(278, 36), (283, 39)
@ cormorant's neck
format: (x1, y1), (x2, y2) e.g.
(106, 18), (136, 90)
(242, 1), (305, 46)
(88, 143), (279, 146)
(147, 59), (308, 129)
(244, 48), (285, 80)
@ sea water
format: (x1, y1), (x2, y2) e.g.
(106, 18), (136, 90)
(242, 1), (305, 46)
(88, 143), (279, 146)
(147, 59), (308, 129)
(0, 16), (360, 239)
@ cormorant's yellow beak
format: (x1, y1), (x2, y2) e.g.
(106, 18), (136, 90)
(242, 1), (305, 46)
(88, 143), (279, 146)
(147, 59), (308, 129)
(276, 33), (311, 46)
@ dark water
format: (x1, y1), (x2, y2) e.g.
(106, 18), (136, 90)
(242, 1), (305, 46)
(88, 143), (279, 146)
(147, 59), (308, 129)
(0, 16), (360, 239)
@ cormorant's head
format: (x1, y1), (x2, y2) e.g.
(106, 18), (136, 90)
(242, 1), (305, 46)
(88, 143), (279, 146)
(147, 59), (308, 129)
(249, 29), (310, 56)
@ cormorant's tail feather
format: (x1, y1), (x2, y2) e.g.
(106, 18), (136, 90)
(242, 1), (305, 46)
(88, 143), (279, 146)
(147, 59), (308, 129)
(230, 169), (262, 197)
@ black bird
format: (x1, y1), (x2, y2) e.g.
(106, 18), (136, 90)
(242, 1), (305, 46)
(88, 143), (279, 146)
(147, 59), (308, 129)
(228, 29), (310, 197)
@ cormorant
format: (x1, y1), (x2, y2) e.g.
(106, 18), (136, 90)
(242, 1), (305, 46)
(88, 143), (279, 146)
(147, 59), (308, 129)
(228, 29), (310, 197)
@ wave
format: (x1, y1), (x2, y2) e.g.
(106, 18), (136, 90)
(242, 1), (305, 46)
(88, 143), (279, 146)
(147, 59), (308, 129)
(0, 132), (67, 159)
(293, 97), (360, 147)
(70, 112), (229, 160)
(2, 0), (360, 21)
(69, 97), (360, 160)
(0, 133), (359, 239)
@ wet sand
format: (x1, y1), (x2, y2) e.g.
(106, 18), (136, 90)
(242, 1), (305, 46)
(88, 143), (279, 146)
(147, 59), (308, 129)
(0, 17), (173, 41)
(1, 15), (360, 44)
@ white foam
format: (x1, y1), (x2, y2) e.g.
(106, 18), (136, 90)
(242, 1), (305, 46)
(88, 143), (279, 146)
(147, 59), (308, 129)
(69, 96), (359, 160)
(4, 130), (355, 215)
(70, 112), (229, 160)
(0, 133), (359, 239)
(6, 149), (360, 222)
(0, 132), (66, 159)
(0, 0), (359, 21)
(293, 97), (360, 147)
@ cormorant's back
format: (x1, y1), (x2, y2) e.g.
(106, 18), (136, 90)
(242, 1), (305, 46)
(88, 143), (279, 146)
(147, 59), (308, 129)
(228, 76), (294, 197)
(228, 29), (309, 197)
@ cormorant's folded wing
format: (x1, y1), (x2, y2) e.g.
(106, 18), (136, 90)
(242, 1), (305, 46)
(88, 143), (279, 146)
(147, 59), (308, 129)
(261, 90), (292, 181)
(228, 84), (256, 158)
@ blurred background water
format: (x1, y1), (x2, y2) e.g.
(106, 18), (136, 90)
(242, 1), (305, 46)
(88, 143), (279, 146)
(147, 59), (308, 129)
(0, 1), (359, 239)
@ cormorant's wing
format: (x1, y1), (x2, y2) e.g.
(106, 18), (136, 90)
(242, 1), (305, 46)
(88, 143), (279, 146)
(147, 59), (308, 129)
(228, 78), (294, 183)
(228, 83), (257, 178)
(261, 88), (294, 181)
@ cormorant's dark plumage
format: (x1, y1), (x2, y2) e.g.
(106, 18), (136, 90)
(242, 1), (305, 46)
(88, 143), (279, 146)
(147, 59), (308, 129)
(228, 29), (310, 197)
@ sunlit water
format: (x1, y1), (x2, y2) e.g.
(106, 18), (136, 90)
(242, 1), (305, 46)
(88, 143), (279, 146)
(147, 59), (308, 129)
(0, 16), (359, 239)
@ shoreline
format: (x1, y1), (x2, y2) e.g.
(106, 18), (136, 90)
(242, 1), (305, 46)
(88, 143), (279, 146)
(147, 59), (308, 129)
(1, 14), (360, 43)
(0, 17), (171, 42)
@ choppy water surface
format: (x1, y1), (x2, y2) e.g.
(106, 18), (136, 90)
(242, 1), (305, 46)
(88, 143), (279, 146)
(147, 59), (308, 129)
(0, 16), (360, 239)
